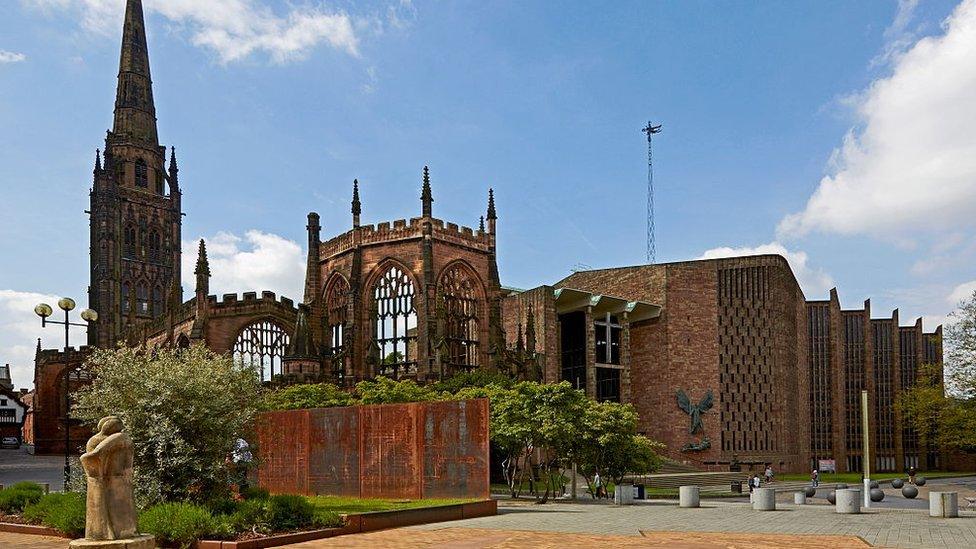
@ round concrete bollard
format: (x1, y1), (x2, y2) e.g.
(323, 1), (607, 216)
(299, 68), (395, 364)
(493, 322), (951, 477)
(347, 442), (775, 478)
(679, 486), (700, 508)
(827, 490), (836, 505)
(915, 476), (927, 487)
(902, 485), (919, 499)
(836, 489), (861, 514)
(891, 478), (905, 489)
(870, 488), (885, 502)
(804, 486), (817, 498)
(929, 492), (959, 518)
(794, 492), (807, 505)
(753, 487), (776, 511)
(869, 480), (879, 489)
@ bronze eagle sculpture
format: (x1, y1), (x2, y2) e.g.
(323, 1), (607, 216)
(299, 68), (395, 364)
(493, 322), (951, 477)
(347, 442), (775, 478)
(676, 389), (713, 435)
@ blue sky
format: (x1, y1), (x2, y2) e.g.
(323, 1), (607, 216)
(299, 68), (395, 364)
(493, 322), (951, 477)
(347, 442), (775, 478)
(3, 0), (976, 388)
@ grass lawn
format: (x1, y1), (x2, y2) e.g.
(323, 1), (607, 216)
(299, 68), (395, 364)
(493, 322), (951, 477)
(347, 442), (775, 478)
(777, 471), (975, 484)
(307, 495), (479, 514)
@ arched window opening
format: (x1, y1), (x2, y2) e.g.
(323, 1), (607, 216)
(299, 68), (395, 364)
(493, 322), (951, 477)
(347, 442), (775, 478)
(123, 225), (136, 258)
(176, 334), (190, 348)
(233, 320), (290, 383)
(372, 265), (417, 379)
(121, 283), (130, 314)
(148, 230), (161, 262)
(152, 286), (163, 317)
(135, 159), (148, 188)
(136, 285), (149, 315)
(156, 172), (165, 195)
(326, 277), (350, 379)
(438, 264), (481, 372)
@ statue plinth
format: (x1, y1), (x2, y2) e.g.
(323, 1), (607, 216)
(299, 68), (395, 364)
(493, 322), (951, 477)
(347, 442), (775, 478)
(69, 534), (155, 549)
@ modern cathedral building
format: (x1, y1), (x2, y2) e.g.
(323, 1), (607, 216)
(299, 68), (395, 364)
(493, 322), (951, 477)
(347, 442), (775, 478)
(29, 0), (955, 473)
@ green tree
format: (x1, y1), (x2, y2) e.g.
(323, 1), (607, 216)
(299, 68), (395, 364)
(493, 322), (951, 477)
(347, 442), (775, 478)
(900, 290), (976, 454)
(260, 383), (355, 411)
(73, 345), (261, 505)
(355, 376), (444, 404)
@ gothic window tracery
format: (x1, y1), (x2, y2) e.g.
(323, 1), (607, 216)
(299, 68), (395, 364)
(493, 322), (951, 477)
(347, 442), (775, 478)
(123, 225), (136, 258)
(325, 276), (350, 378)
(438, 263), (481, 372)
(233, 320), (290, 383)
(371, 265), (417, 379)
(152, 286), (163, 317)
(135, 159), (148, 188)
(148, 230), (161, 262)
(121, 282), (130, 314)
(136, 284), (148, 315)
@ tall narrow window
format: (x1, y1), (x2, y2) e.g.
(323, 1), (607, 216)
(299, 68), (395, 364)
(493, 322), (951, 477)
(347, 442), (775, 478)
(148, 230), (160, 262)
(152, 286), (163, 317)
(325, 277), (350, 378)
(135, 159), (148, 188)
(136, 285), (148, 315)
(123, 225), (136, 258)
(233, 320), (290, 383)
(121, 282), (130, 314)
(372, 265), (417, 379)
(156, 172), (165, 195)
(438, 263), (481, 372)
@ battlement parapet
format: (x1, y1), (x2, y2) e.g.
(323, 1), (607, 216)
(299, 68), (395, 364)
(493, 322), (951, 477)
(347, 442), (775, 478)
(321, 216), (490, 258)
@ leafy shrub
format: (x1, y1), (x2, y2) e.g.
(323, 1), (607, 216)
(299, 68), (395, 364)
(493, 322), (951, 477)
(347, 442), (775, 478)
(356, 376), (444, 404)
(241, 486), (269, 500)
(22, 492), (85, 537)
(228, 498), (270, 534)
(0, 482), (45, 513)
(203, 495), (238, 516)
(312, 508), (343, 529)
(266, 494), (314, 531)
(261, 383), (355, 411)
(138, 502), (217, 548)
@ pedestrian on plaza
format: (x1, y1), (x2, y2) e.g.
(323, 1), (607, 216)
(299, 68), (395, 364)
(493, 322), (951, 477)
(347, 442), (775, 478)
(764, 465), (774, 484)
(594, 471), (604, 499)
(750, 474), (761, 492)
(811, 469), (819, 488)
(908, 466), (917, 485)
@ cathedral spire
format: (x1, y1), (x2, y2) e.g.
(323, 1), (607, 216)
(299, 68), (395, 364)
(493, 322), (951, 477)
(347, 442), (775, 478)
(168, 146), (179, 190)
(113, 0), (158, 145)
(351, 179), (361, 227)
(479, 215), (485, 233)
(421, 165), (433, 217)
(94, 149), (102, 174)
(486, 188), (497, 234)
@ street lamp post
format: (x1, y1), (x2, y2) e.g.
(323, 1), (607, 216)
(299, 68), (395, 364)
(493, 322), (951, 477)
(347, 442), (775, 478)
(34, 298), (97, 490)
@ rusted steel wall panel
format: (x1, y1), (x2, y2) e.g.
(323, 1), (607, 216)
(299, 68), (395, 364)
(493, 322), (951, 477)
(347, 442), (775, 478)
(256, 409), (310, 495)
(256, 399), (489, 499)
(307, 408), (361, 498)
(359, 402), (423, 499)
(422, 399), (490, 499)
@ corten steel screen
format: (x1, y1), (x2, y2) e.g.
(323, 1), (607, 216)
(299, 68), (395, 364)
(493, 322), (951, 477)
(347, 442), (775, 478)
(256, 398), (490, 499)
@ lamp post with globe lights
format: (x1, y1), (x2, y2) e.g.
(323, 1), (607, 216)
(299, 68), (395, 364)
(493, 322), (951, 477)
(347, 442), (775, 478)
(34, 297), (97, 489)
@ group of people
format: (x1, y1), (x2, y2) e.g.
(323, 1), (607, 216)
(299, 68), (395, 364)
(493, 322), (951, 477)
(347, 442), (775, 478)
(748, 466), (776, 492)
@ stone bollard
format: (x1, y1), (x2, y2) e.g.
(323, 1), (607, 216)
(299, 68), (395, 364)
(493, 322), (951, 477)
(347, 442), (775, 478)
(929, 492), (959, 518)
(794, 492), (806, 505)
(753, 488), (776, 511)
(679, 486), (700, 508)
(836, 489), (861, 514)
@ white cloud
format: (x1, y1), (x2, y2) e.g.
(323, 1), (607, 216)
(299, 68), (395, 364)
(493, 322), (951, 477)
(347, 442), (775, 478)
(699, 242), (834, 298)
(25, 0), (359, 63)
(948, 279), (976, 306)
(778, 0), (976, 240)
(0, 50), (27, 63)
(181, 230), (306, 302)
(0, 290), (62, 390)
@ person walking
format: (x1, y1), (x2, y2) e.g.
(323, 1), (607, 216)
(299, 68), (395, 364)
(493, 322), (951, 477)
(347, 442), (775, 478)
(764, 465), (774, 484)
(594, 472), (604, 499)
(811, 468), (819, 488)
(908, 466), (917, 485)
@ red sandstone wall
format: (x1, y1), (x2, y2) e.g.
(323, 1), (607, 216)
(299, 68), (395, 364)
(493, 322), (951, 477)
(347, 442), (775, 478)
(256, 398), (490, 499)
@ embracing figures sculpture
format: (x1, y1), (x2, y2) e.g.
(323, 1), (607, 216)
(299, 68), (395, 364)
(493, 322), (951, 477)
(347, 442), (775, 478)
(70, 416), (154, 548)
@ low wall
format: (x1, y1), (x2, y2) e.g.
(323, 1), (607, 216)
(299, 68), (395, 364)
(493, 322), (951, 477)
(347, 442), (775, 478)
(256, 398), (490, 500)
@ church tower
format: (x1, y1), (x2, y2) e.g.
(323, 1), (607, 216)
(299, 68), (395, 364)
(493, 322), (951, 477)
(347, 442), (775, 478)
(88, 0), (181, 347)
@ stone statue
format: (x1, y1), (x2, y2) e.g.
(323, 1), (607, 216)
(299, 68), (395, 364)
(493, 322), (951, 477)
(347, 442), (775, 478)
(70, 416), (154, 549)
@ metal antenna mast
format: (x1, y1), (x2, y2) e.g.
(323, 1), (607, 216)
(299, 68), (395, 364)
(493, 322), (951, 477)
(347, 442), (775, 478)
(642, 121), (662, 263)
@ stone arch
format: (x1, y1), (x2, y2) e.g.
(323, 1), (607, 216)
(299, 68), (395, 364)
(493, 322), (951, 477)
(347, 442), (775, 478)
(232, 317), (290, 383)
(365, 259), (420, 379)
(436, 260), (487, 372)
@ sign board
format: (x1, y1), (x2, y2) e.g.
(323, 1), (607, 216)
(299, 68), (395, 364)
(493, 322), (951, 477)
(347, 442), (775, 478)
(818, 459), (836, 473)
